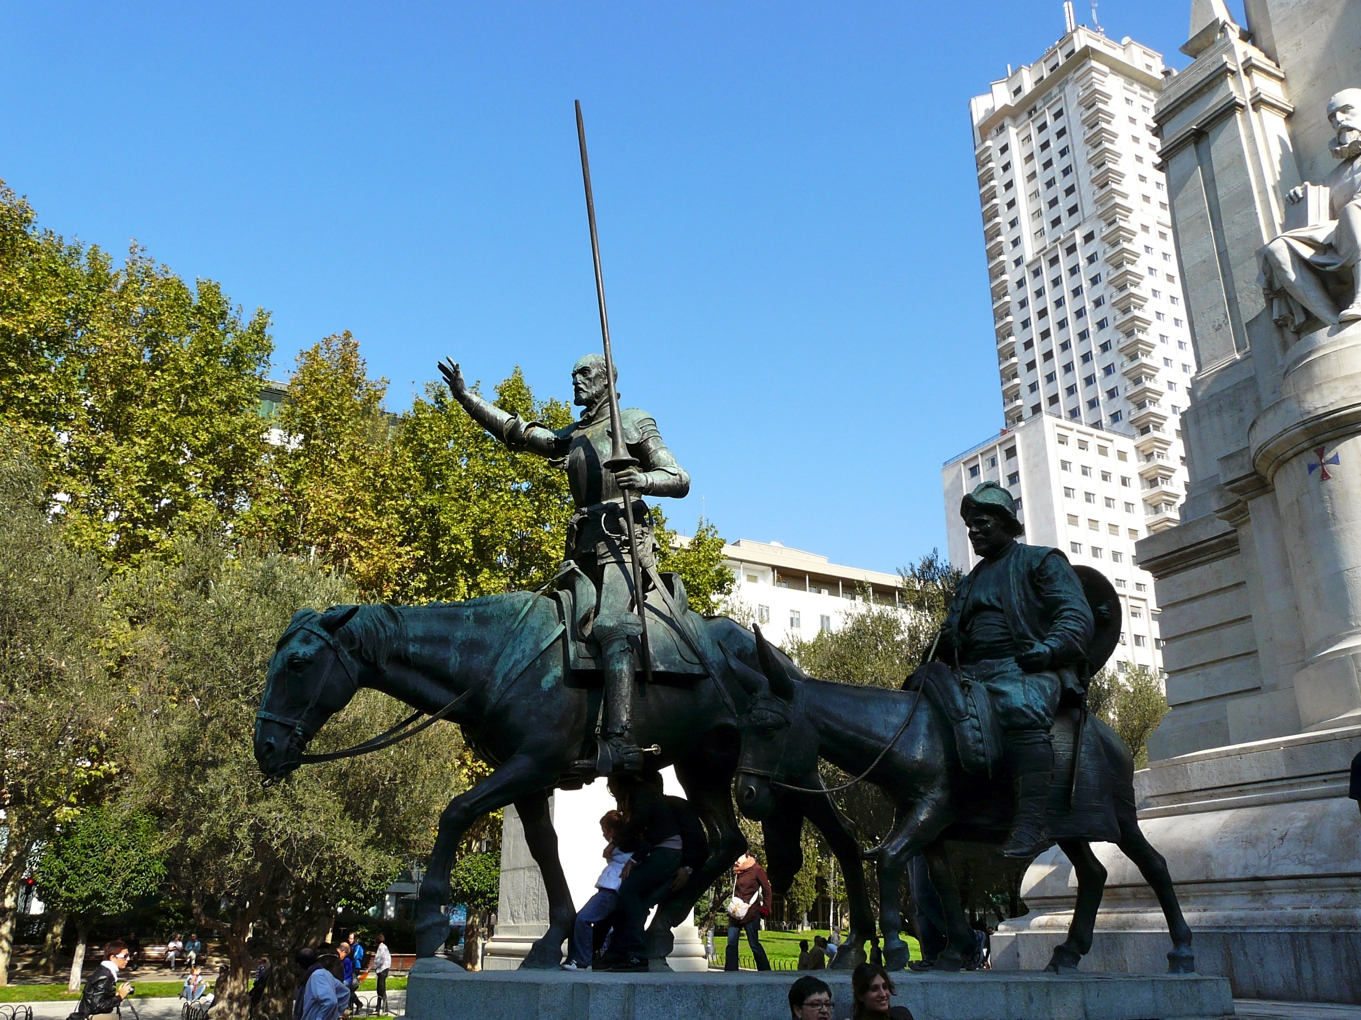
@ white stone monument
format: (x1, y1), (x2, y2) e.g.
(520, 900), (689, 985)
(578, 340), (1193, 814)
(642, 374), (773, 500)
(483, 767), (707, 972)
(992, 0), (1361, 1003)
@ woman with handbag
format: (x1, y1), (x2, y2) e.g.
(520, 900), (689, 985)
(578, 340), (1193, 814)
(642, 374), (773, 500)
(724, 853), (772, 971)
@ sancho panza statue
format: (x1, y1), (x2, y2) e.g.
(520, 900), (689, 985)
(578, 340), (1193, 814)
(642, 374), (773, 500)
(439, 355), (690, 773)
(1260, 88), (1361, 330)
(936, 482), (1094, 858)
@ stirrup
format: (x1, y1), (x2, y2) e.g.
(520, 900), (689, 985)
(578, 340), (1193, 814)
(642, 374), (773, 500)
(595, 735), (644, 774)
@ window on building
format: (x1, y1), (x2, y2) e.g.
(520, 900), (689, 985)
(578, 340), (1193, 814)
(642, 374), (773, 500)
(1008, 472), (1020, 485)
(1081, 465), (1093, 477)
(790, 610), (801, 629)
(1105, 497), (1116, 508)
(1121, 476), (1132, 487)
(1067, 514), (1080, 526)
(1101, 471), (1112, 482)
(1087, 519), (1099, 531)
(1061, 460), (1072, 472)
(1070, 542), (1083, 553)
(1005, 446), (1017, 459)
(1115, 578), (1127, 588)
(1099, 340), (1112, 353)
(1135, 583), (1147, 592)
(1064, 487), (1076, 498)
(1111, 551), (1124, 563)
(1091, 547), (1103, 558)
(758, 605), (771, 624)
(1125, 502), (1135, 513)
(1084, 492), (1096, 503)
(969, 465), (980, 478)
(1117, 451), (1128, 462)
(1133, 634), (1147, 647)
(820, 615), (832, 633)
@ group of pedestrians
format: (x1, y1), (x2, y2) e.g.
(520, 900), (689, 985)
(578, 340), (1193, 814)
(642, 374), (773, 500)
(292, 934), (392, 1020)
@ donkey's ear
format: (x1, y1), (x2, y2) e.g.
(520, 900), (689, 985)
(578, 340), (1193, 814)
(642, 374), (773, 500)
(319, 605), (362, 633)
(720, 642), (766, 698)
(754, 625), (795, 701)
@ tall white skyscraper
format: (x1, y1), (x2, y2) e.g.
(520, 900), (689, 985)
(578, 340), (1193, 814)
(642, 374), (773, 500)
(942, 15), (1198, 673)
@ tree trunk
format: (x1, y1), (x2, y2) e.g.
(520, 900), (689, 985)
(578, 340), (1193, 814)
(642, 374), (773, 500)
(67, 923), (89, 992)
(0, 875), (19, 988)
(41, 912), (67, 975)
(463, 915), (481, 972)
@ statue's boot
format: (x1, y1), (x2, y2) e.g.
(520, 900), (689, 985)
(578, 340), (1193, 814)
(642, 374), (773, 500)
(592, 613), (645, 774)
(1001, 733), (1055, 859)
(1342, 268), (1361, 323)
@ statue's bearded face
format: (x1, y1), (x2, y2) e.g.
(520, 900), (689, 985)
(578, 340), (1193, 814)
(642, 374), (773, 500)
(571, 357), (611, 408)
(1328, 89), (1361, 154)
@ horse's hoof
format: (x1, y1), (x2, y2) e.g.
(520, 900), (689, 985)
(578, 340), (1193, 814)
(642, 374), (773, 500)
(414, 916), (450, 958)
(1167, 947), (1195, 974)
(1043, 945), (1082, 974)
(883, 945), (910, 971)
(829, 944), (866, 970)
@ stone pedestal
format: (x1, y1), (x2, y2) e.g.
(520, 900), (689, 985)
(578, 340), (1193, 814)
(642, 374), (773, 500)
(407, 957), (1235, 1020)
(992, 724), (1361, 1002)
(484, 767), (707, 972)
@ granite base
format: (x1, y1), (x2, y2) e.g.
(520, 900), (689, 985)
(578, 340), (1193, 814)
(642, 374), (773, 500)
(405, 957), (1235, 1020)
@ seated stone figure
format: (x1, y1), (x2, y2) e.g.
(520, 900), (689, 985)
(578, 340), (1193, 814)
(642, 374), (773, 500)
(1260, 88), (1361, 330)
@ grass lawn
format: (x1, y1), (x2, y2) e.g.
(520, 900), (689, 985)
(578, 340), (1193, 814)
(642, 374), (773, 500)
(718, 929), (921, 971)
(0, 974), (409, 1004)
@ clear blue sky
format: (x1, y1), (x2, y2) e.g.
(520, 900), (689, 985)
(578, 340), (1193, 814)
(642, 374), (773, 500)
(0, 0), (1236, 574)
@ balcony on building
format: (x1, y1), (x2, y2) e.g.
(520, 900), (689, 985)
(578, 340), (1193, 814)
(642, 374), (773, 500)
(980, 179), (998, 204)
(998, 352), (1020, 373)
(1002, 376), (1023, 400)
(1133, 429), (1173, 456)
(1129, 400), (1169, 431)
(984, 216), (1003, 243)
(1077, 73), (1112, 106)
(1122, 350), (1159, 380)
(1105, 239), (1141, 269)
(1138, 456), (1177, 484)
(975, 141), (993, 168)
(1145, 503), (1180, 532)
(1125, 375), (1163, 405)
(992, 290), (1011, 315)
(987, 235), (1007, 260)
(982, 195), (1001, 222)
(1084, 123), (1120, 150)
(978, 161), (997, 186)
(1004, 393), (1025, 415)
(1112, 284), (1149, 314)
(1081, 104), (1116, 131)
(995, 314), (1015, 340)
(1089, 140), (1123, 168)
(997, 335), (1017, 359)
(1102, 218), (1138, 245)
(1097, 191), (1135, 221)
(1089, 161), (1125, 189)
(1118, 330), (1158, 359)
(1114, 308), (1154, 335)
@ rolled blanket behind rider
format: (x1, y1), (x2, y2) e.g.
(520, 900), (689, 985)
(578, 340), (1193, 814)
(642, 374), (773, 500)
(936, 481), (1094, 858)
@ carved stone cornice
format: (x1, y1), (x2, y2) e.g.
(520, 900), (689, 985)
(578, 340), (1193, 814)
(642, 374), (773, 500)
(1136, 512), (1241, 579)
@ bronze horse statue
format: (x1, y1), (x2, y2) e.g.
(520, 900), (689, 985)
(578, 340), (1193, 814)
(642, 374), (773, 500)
(252, 591), (877, 966)
(730, 628), (1194, 975)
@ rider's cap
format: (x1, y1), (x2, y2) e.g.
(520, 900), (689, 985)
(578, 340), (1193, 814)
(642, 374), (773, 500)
(960, 480), (1024, 535)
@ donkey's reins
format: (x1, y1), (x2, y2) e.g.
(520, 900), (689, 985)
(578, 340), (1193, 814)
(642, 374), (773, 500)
(767, 685), (925, 795)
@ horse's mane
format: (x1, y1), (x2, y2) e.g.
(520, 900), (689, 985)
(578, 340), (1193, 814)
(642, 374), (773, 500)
(278, 604), (407, 672)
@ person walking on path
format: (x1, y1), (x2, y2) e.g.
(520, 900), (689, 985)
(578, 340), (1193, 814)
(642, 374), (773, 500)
(564, 810), (633, 970)
(73, 941), (134, 1020)
(849, 962), (914, 1020)
(370, 934), (392, 1013)
(724, 853), (772, 972)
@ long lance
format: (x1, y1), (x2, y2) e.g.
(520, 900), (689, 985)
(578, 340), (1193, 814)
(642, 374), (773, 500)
(575, 100), (653, 685)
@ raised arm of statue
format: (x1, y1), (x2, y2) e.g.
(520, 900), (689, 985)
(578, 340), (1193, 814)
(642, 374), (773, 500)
(438, 359), (569, 457)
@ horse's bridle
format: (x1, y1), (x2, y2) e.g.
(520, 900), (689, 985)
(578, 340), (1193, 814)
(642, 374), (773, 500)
(255, 620), (476, 772)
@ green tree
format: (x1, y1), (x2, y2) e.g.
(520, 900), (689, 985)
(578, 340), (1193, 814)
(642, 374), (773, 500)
(1087, 663), (1169, 768)
(0, 180), (273, 569)
(0, 439), (116, 986)
(33, 807), (165, 989)
(651, 512), (736, 615)
(115, 532), (467, 1020)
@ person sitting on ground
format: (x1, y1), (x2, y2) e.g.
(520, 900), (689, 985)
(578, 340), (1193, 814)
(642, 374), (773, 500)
(849, 962), (914, 1020)
(564, 809), (633, 971)
(724, 853), (773, 972)
(75, 941), (134, 1020)
(599, 773), (684, 972)
(789, 975), (833, 1020)
(808, 936), (827, 970)
(182, 966), (207, 1003)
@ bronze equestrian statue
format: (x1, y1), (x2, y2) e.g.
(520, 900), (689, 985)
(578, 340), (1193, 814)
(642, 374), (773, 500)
(439, 354), (687, 776)
(732, 482), (1194, 975)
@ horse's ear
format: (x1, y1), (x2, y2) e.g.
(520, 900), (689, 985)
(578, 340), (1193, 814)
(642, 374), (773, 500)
(754, 625), (795, 701)
(319, 605), (361, 633)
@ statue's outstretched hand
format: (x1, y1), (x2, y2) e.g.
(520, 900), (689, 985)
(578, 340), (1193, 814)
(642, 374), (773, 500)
(438, 358), (466, 399)
(1287, 185), (1306, 205)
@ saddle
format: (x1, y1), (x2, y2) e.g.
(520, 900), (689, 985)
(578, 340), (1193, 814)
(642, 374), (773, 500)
(906, 664), (1120, 843)
(547, 564), (710, 682)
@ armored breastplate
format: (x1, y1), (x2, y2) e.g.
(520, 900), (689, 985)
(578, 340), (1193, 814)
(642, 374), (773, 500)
(565, 417), (622, 507)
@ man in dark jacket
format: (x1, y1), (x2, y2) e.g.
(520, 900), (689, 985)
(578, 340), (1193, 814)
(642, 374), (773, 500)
(725, 853), (773, 971)
(74, 941), (133, 1020)
(937, 481), (1095, 858)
